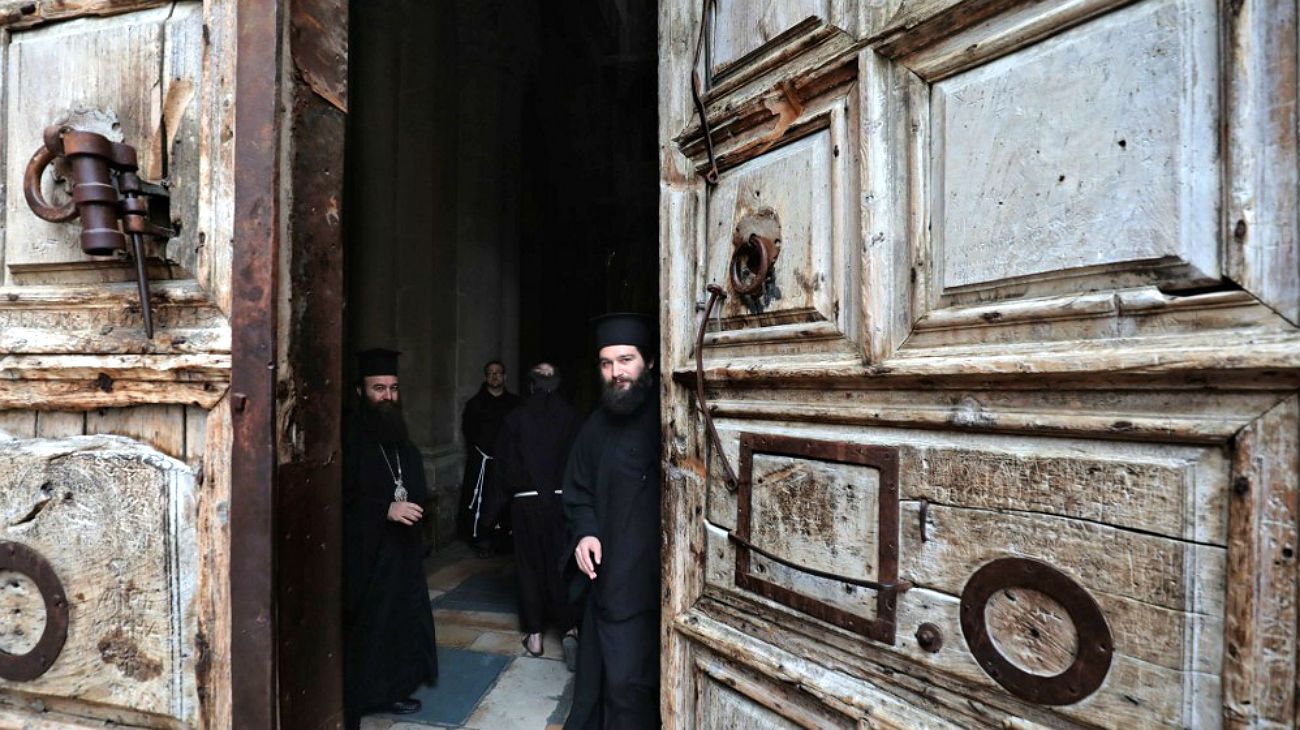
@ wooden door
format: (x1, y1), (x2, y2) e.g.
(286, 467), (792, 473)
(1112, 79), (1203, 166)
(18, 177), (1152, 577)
(660, 1), (1300, 728)
(0, 1), (346, 727)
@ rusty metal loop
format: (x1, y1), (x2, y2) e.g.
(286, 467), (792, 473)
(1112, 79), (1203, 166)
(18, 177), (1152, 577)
(960, 557), (1113, 706)
(730, 233), (773, 296)
(0, 541), (70, 682)
(695, 283), (738, 491)
(23, 128), (77, 223)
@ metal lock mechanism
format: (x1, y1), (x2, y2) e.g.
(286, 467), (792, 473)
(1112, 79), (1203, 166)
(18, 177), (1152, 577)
(23, 124), (176, 338)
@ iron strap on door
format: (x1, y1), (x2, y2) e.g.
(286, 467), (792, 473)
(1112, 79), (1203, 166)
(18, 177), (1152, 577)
(691, 0), (720, 185)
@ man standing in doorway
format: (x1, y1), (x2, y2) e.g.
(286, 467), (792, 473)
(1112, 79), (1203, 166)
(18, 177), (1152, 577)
(342, 348), (438, 727)
(458, 359), (522, 554)
(563, 314), (662, 730)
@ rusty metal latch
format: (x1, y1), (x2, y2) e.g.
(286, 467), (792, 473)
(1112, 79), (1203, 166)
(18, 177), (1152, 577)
(23, 125), (176, 338)
(695, 283), (739, 491)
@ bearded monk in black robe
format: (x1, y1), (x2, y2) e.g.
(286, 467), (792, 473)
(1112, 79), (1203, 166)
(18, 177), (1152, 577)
(562, 314), (662, 730)
(343, 348), (437, 728)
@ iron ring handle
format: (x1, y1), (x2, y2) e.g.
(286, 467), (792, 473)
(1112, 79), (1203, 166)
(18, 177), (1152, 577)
(23, 127), (76, 223)
(729, 233), (772, 296)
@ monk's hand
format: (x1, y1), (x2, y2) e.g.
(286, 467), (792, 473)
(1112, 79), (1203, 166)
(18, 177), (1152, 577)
(575, 536), (602, 579)
(387, 501), (423, 525)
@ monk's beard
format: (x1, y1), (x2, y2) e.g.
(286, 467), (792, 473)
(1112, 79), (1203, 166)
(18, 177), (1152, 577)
(358, 398), (409, 444)
(601, 368), (654, 416)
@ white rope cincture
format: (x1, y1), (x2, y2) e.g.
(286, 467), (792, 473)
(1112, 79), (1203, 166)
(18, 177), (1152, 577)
(512, 489), (564, 499)
(469, 447), (493, 538)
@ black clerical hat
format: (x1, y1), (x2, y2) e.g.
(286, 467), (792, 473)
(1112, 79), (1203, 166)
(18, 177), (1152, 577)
(357, 348), (400, 377)
(592, 312), (653, 350)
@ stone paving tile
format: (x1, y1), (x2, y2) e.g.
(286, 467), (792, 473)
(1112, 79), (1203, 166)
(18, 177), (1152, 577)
(377, 542), (576, 728)
(469, 629), (528, 655)
(437, 623), (484, 650)
(453, 626), (570, 660)
(435, 607), (519, 632)
(464, 656), (572, 730)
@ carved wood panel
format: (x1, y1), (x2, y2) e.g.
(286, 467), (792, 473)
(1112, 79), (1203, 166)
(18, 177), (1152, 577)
(661, 0), (1300, 728)
(0, 436), (198, 726)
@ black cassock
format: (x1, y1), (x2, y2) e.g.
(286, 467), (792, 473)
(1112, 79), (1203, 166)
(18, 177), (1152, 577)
(458, 385), (522, 541)
(488, 389), (582, 633)
(342, 421), (438, 727)
(561, 392), (661, 730)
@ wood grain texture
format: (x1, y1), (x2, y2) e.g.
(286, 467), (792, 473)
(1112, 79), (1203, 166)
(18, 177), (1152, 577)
(661, 0), (1300, 727)
(195, 397), (231, 729)
(1223, 396), (1299, 726)
(1225, 0), (1300, 326)
(0, 435), (198, 726)
(85, 404), (186, 459)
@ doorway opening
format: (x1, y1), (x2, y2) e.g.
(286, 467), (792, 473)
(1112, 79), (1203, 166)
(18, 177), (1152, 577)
(342, 0), (658, 726)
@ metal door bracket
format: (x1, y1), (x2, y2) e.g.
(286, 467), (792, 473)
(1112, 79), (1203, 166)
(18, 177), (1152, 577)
(23, 125), (176, 338)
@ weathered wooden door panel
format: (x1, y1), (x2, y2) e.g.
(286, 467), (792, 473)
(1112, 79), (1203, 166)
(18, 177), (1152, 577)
(662, 0), (1300, 727)
(0, 1), (237, 725)
(0, 436), (199, 724)
(925, 0), (1220, 299)
(0, 0), (348, 726)
(4, 3), (204, 285)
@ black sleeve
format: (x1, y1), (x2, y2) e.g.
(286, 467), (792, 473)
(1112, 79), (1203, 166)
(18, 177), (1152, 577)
(561, 425), (600, 546)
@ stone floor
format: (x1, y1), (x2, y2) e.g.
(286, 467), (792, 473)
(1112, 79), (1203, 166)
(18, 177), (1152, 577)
(360, 542), (574, 730)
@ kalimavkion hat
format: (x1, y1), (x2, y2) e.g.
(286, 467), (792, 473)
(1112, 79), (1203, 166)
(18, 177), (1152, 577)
(357, 348), (401, 377)
(592, 313), (654, 350)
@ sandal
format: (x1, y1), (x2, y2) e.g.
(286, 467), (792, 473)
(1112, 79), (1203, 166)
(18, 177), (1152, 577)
(521, 633), (543, 657)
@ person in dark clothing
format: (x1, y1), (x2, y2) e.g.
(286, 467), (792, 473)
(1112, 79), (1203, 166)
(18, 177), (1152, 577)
(487, 362), (582, 661)
(562, 314), (662, 730)
(458, 360), (522, 554)
(342, 348), (438, 728)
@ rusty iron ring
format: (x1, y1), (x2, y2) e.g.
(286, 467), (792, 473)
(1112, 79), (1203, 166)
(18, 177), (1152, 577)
(960, 557), (1113, 706)
(23, 127), (77, 223)
(729, 233), (773, 296)
(0, 541), (70, 681)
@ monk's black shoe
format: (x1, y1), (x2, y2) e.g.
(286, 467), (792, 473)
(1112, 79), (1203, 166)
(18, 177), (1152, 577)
(384, 698), (421, 715)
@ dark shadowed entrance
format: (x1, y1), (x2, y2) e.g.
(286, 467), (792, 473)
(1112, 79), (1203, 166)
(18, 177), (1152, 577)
(341, 1), (658, 726)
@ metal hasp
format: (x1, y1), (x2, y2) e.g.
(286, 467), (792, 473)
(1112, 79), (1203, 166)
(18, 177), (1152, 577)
(23, 125), (176, 338)
(0, 541), (70, 682)
(732, 433), (910, 645)
(960, 557), (1114, 706)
